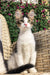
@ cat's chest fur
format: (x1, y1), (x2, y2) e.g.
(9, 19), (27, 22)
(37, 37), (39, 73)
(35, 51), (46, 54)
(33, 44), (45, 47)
(17, 29), (35, 64)
(17, 29), (35, 45)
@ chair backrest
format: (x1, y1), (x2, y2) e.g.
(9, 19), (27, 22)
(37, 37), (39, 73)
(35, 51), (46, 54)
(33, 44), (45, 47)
(0, 14), (12, 60)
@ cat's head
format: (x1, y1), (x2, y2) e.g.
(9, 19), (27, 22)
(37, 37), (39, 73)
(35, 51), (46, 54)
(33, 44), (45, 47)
(15, 9), (36, 30)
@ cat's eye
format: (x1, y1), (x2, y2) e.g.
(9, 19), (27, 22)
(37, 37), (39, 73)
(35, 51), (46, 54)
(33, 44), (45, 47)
(31, 22), (33, 24)
(20, 20), (24, 22)
(28, 19), (31, 22)
(17, 21), (21, 24)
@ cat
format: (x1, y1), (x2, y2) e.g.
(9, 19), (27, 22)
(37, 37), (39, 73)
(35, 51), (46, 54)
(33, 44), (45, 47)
(0, 9), (37, 74)
(14, 9), (37, 73)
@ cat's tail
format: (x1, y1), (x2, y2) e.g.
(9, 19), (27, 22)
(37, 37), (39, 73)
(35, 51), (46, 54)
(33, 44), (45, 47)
(7, 64), (34, 74)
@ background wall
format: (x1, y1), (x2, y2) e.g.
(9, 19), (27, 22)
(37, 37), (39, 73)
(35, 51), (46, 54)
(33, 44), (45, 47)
(2, 0), (38, 4)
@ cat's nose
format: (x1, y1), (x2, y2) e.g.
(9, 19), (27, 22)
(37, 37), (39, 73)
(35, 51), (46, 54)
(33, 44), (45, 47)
(24, 24), (27, 27)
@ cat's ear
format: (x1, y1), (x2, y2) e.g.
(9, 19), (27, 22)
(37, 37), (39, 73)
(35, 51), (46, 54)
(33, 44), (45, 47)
(28, 9), (36, 20)
(15, 9), (23, 20)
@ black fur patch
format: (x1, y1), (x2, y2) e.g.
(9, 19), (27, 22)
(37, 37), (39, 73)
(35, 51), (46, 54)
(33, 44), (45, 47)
(0, 40), (3, 55)
(7, 64), (34, 74)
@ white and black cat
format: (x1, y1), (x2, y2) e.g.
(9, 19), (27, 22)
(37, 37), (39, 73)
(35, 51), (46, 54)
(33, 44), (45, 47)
(14, 9), (37, 73)
(0, 9), (37, 74)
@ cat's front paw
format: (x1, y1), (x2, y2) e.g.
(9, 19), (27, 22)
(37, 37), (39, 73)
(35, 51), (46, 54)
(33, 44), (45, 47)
(21, 70), (28, 74)
(29, 67), (37, 73)
(24, 71), (28, 73)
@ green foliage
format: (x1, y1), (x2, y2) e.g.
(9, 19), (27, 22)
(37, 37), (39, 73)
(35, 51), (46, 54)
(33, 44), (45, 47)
(0, 0), (50, 43)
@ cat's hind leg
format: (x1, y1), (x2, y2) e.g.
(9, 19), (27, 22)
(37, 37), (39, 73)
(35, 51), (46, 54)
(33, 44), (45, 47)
(7, 53), (17, 70)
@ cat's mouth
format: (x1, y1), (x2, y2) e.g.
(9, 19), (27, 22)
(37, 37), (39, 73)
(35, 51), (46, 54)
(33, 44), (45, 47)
(24, 24), (27, 27)
(24, 26), (28, 29)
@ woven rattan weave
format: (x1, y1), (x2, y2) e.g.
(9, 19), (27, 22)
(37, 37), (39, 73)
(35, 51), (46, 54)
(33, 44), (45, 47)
(0, 14), (12, 60)
(34, 29), (50, 72)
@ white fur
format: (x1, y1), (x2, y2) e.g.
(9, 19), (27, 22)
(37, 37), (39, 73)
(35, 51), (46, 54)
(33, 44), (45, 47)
(7, 53), (17, 70)
(29, 67), (37, 72)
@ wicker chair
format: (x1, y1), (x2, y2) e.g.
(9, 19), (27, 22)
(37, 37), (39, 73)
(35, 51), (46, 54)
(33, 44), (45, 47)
(0, 14), (50, 75)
